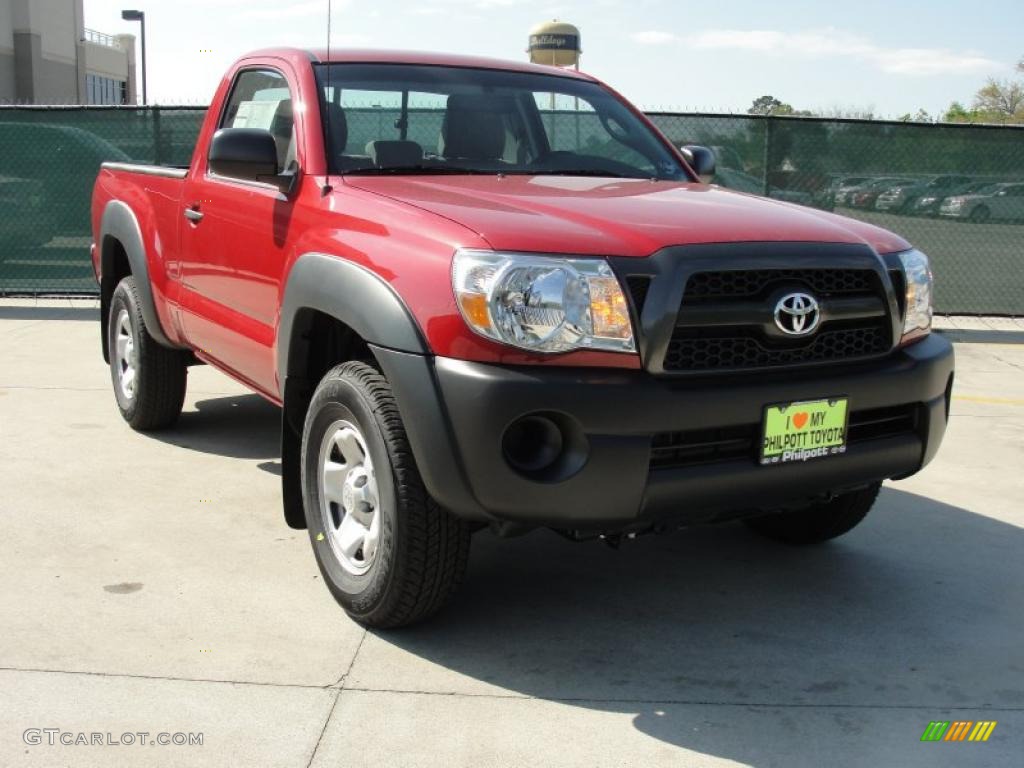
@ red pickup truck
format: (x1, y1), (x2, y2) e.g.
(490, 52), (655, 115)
(92, 48), (953, 627)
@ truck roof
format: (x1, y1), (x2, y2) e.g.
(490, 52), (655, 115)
(243, 47), (597, 81)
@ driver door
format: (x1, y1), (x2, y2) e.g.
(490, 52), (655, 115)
(178, 66), (301, 395)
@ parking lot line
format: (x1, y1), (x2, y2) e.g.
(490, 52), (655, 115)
(954, 394), (1024, 406)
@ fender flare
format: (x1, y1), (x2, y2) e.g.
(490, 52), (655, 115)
(276, 252), (430, 530)
(99, 200), (179, 349)
(277, 252), (428, 387)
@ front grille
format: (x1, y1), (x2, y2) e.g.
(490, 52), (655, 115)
(684, 269), (874, 303)
(846, 403), (920, 443)
(663, 268), (892, 373)
(664, 324), (891, 371)
(650, 404), (920, 471)
(650, 424), (755, 469)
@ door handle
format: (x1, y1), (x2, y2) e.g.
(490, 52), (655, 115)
(183, 206), (204, 223)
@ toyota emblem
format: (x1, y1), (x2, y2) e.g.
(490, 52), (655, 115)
(774, 292), (821, 336)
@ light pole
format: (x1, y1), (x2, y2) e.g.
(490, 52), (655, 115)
(121, 9), (147, 105)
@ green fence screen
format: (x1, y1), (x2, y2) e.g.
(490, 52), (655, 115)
(0, 106), (204, 295)
(1, 106), (1022, 314)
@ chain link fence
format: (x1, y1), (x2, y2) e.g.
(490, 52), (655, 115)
(0, 106), (204, 294)
(1, 105), (1022, 314)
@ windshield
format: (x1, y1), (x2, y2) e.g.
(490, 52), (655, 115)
(313, 63), (687, 180)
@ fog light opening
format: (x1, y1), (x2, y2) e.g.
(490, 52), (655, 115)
(501, 412), (590, 482)
(503, 415), (564, 474)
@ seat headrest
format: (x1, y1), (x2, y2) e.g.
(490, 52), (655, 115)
(365, 140), (423, 167)
(322, 103), (349, 155)
(270, 100), (294, 169)
(270, 99), (293, 137)
(440, 94), (510, 161)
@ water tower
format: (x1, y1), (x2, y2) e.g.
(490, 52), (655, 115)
(527, 20), (582, 70)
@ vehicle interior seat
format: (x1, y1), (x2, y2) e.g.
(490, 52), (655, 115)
(322, 102), (371, 170)
(269, 99), (295, 171)
(365, 140), (423, 168)
(439, 94), (511, 163)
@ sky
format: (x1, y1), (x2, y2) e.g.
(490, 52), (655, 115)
(84, 0), (1023, 116)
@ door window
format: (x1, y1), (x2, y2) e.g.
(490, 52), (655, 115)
(217, 69), (297, 175)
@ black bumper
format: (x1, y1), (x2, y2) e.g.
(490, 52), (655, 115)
(373, 334), (954, 530)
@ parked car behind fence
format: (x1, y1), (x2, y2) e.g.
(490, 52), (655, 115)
(909, 180), (1000, 217)
(873, 180), (923, 212)
(939, 182), (1024, 223)
(848, 178), (914, 210)
(875, 175), (972, 214)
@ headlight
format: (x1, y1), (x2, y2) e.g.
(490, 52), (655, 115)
(919, 196), (937, 205)
(898, 249), (933, 339)
(452, 249), (636, 354)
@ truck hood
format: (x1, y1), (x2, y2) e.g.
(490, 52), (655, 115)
(343, 175), (911, 257)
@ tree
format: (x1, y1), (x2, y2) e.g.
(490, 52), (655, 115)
(972, 78), (1024, 120)
(899, 109), (933, 123)
(943, 101), (979, 123)
(818, 106), (876, 120)
(748, 95), (795, 116)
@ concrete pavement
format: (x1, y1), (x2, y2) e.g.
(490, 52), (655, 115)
(1, 299), (1022, 767)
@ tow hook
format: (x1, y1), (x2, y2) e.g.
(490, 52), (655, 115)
(600, 532), (639, 550)
(553, 528), (653, 546)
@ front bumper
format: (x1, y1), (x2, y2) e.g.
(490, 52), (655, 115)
(374, 334), (954, 531)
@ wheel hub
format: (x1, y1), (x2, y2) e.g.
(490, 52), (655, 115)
(317, 420), (381, 576)
(114, 308), (136, 401)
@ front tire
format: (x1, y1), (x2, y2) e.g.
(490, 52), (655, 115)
(107, 276), (187, 430)
(301, 361), (470, 628)
(744, 482), (881, 545)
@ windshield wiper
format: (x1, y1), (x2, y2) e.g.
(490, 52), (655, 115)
(342, 166), (644, 179)
(341, 165), (497, 176)
(523, 169), (633, 179)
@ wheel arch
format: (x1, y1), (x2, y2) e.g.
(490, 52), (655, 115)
(277, 253), (430, 529)
(277, 252), (428, 387)
(98, 201), (179, 359)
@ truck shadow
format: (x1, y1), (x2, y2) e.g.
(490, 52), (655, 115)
(371, 488), (1024, 764)
(151, 394), (279, 461)
(0, 305), (96, 321)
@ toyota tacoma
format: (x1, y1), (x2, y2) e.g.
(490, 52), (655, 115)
(91, 49), (954, 627)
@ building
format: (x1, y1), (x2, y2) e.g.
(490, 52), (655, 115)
(0, 0), (137, 104)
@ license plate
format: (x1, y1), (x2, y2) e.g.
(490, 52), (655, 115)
(761, 398), (849, 466)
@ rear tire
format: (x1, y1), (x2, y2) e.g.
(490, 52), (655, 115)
(744, 482), (881, 545)
(107, 276), (187, 430)
(301, 361), (471, 628)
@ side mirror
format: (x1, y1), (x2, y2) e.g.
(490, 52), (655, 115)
(679, 144), (716, 184)
(209, 128), (294, 193)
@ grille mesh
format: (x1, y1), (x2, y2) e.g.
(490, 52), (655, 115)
(664, 325), (890, 371)
(684, 269), (875, 302)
